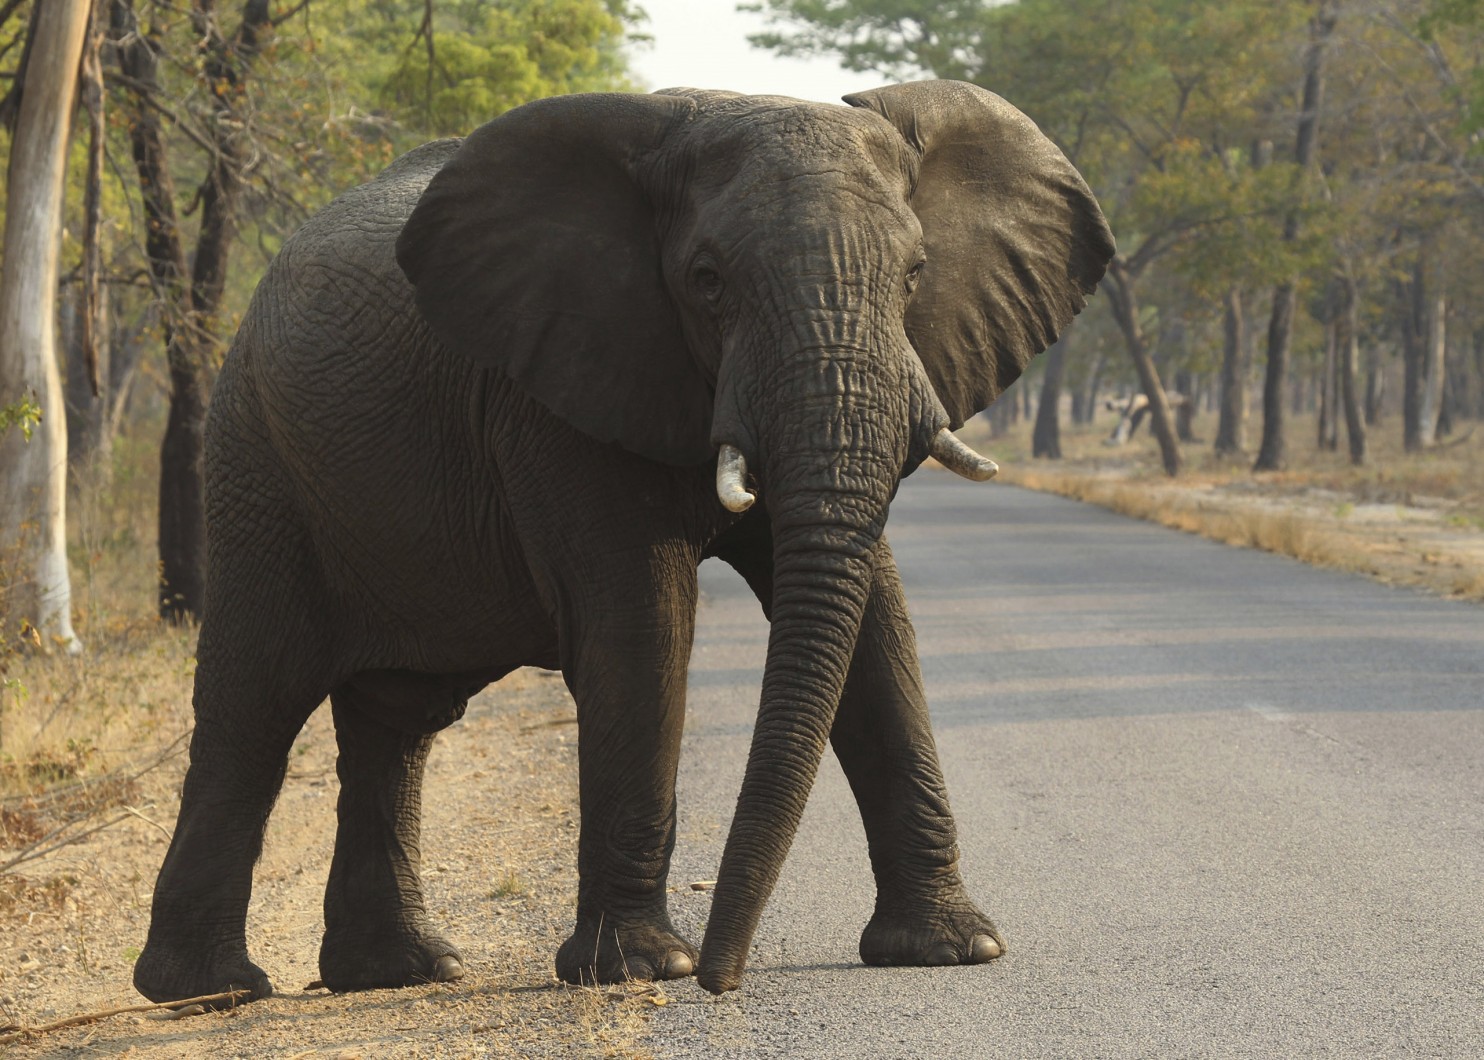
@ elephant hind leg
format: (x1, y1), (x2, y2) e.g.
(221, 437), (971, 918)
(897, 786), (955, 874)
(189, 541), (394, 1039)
(317, 689), (464, 992)
(134, 636), (326, 1004)
(136, 453), (336, 1005)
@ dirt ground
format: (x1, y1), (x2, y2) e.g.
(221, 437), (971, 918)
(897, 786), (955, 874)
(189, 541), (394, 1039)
(0, 669), (668, 1058)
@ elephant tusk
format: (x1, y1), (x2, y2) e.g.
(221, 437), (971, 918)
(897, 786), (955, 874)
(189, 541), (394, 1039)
(716, 444), (756, 512)
(931, 428), (999, 481)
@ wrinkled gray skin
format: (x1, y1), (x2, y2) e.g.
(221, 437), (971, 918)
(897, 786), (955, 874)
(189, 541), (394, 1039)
(134, 81), (1113, 1002)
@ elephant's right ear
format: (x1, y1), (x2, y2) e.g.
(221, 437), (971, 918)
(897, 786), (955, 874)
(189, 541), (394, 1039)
(845, 81), (1115, 428)
(396, 93), (711, 465)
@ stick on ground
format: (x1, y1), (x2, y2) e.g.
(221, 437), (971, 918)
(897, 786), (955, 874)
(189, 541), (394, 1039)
(0, 989), (249, 1044)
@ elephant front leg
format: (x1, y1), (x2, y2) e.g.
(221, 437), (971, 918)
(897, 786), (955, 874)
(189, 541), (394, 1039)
(833, 542), (1004, 968)
(554, 598), (698, 984)
(318, 695), (464, 991)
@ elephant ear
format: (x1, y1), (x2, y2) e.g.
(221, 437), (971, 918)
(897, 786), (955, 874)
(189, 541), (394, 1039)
(845, 80), (1115, 427)
(396, 92), (710, 465)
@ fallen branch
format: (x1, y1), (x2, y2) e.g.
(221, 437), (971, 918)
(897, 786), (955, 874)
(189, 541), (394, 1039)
(0, 731), (192, 871)
(1, 729), (190, 809)
(122, 804), (173, 841)
(0, 989), (249, 1044)
(518, 715), (577, 733)
(0, 812), (132, 873)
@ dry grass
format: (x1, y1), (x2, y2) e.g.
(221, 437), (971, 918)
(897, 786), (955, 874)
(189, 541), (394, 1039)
(971, 407), (1484, 603)
(1007, 467), (1361, 568)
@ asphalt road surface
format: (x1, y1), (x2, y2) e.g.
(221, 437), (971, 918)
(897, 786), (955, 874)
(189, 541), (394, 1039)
(646, 473), (1484, 1058)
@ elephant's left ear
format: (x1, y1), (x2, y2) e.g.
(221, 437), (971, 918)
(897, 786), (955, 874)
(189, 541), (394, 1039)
(845, 80), (1115, 427)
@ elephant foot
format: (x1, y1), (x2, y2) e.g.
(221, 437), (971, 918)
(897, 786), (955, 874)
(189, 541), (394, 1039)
(319, 924), (465, 992)
(555, 917), (697, 985)
(134, 940), (273, 1005)
(859, 897), (1005, 968)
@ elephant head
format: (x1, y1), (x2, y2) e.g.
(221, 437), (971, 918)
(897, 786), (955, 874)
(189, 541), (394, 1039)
(395, 80), (1114, 992)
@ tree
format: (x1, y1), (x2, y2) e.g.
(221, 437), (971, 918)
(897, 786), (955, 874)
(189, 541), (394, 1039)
(1253, 0), (1339, 472)
(0, 0), (90, 653)
(1031, 334), (1068, 458)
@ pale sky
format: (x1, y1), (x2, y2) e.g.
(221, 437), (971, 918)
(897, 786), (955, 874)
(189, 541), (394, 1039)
(626, 0), (888, 103)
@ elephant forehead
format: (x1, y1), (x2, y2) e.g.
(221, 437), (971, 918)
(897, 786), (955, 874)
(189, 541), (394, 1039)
(681, 100), (916, 206)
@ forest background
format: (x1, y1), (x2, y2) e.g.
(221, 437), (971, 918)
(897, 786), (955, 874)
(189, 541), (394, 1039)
(0, 0), (1481, 1045)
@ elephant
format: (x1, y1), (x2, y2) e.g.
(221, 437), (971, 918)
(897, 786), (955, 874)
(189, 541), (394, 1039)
(133, 79), (1113, 1002)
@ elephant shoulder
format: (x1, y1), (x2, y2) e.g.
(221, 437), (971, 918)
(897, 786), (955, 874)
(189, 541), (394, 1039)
(236, 143), (464, 382)
(374, 138), (464, 188)
(273, 141), (466, 281)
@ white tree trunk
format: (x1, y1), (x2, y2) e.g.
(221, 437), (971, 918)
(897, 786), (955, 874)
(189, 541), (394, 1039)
(0, 0), (92, 654)
(1417, 292), (1446, 447)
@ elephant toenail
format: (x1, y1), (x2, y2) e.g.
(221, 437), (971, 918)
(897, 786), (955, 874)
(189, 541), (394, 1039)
(625, 958), (657, 981)
(662, 951), (694, 979)
(922, 942), (958, 966)
(969, 935), (1002, 962)
(432, 955), (465, 982)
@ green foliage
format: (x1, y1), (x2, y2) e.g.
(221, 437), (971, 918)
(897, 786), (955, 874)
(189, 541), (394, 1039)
(0, 398), (42, 443)
(744, 1), (989, 80)
(288, 0), (641, 142)
(1419, 0), (1484, 141)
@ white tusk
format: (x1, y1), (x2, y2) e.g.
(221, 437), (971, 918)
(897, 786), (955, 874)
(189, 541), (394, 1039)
(931, 428), (999, 481)
(716, 444), (756, 512)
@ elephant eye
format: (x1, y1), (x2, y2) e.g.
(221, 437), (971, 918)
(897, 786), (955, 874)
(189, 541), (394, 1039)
(905, 260), (926, 294)
(693, 264), (724, 301)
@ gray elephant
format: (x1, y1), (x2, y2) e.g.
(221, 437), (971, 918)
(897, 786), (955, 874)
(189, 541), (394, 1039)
(134, 80), (1113, 1001)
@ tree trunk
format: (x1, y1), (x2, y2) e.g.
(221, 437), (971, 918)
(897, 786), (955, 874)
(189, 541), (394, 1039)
(0, 0), (91, 654)
(63, 289), (112, 473)
(1173, 370), (1196, 443)
(1032, 336), (1068, 459)
(1336, 275), (1367, 465)
(1255, 0), (1337, 472)
(111, 0), (274, 620)
(1401, 259), (1425, 450)
(1437, 351), (1457, 438)
(1418, 281), (1446, 447)
(1474, 330), (1484, 419)
(1255, 279), (1297, 471)
(986, 394), (1012, 437)
(1105, 260), (1181, 476)
(1364, 343), (1384, 425)
(1075, 350), (1105, 425)
(1215, 287), (1247, 454)
(1318, 303), (1339, 452)
(66, 2), (111, 480)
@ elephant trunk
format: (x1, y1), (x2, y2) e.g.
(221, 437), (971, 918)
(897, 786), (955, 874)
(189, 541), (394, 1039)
(697, 382), (903, 993)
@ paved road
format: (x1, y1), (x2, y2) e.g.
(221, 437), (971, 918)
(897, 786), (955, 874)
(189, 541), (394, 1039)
(647, 473), (1484, 1058)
